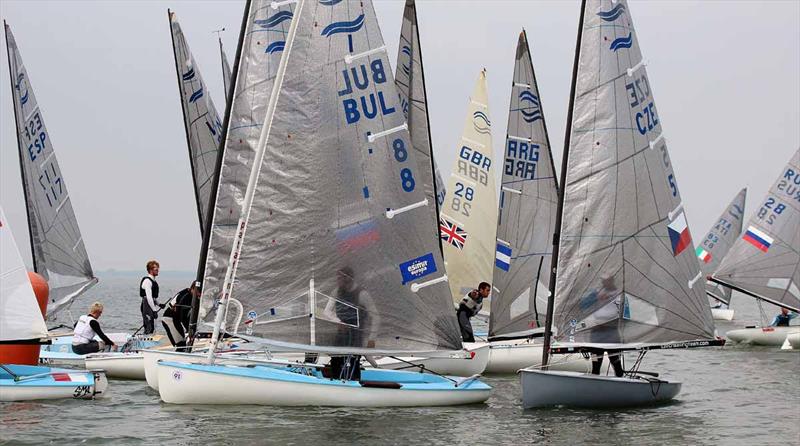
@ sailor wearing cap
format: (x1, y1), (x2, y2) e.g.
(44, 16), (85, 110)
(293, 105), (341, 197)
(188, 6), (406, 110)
(162, 281), (201, 351)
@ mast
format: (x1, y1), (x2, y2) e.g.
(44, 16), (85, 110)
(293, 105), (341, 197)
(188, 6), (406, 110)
(188, 0), (252, 342)
(541, 0), (586, 368)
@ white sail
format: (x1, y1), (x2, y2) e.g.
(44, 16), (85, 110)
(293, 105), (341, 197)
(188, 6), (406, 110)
(219, 37), (232, 101)
(440, 70), (498, 304)
(4, 22), (97, 319)
(697, 188), (747, 305)
(168, 11), (225, 234)
(0, 205), (48, 342)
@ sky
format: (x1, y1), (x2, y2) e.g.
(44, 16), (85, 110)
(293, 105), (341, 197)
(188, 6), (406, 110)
(1, 0), (798, 272)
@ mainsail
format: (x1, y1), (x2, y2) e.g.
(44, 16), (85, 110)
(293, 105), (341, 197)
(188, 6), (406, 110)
(489, 30), (558, 340)
(219, 37), (232, 101)
(440, 70), (498, 303)
(5, 23), (97, 319)
(712, 148), (800, 312)
(168, 11), (225, 234)
(211, 0), (462, 355)
(394, 0), (446, 247)
(547, 0), (716, 349)
(0, 205), (48, 343)
(697, 188), (747, 305)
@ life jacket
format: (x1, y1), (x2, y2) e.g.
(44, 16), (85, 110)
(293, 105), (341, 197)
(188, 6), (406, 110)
(335, 286), (363, 326)
(460, 291), (483, 316)
(73, 314), (97, 345)
(139, 276), (160, 300)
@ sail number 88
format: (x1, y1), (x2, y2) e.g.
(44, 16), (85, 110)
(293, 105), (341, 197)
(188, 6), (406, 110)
(392, 138), (415, 192)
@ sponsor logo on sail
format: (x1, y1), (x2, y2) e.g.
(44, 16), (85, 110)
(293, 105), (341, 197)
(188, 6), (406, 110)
(667, 211), (691, 256)
(610, 33), (633, 52)
(743, 226), (773, 252)
(255, 10), (293, 29)
(518, 90), (542, 123)
(597, 3), (626, 22)
(473, 110), (491, 134)
(399, 252), (437, 284)
(321, 14), (365, 37)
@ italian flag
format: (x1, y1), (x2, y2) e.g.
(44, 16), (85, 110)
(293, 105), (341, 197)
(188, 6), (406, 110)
(695, 247), (712, 263)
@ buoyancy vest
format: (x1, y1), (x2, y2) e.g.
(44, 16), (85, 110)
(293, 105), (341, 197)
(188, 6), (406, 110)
(73, 314), (97, 345)
(140, 276), (160, 300)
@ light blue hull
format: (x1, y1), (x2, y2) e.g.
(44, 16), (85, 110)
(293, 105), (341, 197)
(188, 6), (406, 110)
(0, 364), (109, 401)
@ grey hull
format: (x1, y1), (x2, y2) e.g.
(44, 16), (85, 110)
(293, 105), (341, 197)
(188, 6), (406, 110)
(520, 369), (681, 409)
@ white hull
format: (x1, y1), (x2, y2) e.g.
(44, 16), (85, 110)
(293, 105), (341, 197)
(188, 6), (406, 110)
(726, 326), (800, 346)
(143, 349), (277, 391)
(373, 343), (489, 376)
(482, 339), (590, 374)
(787, 332), (800, 349)
(84, 353), (145, 380)
(0, 367), (109, 402)
(520, 369), (680, 409)
(158, 362), (490, 407)
(711, 308), (735, 321)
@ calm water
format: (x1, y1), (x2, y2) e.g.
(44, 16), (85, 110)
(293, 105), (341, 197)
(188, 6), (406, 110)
(1, 273), (798, 445)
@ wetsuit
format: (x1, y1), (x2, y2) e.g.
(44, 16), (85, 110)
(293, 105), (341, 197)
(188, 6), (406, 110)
(162, 288), (193, 350)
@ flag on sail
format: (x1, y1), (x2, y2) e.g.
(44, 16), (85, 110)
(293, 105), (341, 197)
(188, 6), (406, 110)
(667, 212), (691, 256)
(495, 243), (512, 271)
(742, 226), (773, 252)
(439, 216), (467, 250)
(695, 247), (712, 263)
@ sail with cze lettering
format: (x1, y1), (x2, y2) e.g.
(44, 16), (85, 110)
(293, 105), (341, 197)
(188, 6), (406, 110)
(696, 188), (746, 305)
(440, 70), (498, 305)
(489, 30), (559, 340)
(168, 11), (225, 234)
(5, 22), (98, 319)
(549, 0), (716, 349)
(712, 148), (800, 312)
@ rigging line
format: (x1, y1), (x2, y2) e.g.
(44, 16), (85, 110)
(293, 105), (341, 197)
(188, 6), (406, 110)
(564, 140), (653, 194)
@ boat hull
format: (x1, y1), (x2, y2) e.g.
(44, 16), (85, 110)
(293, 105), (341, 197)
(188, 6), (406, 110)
(520, 369), (680, 409)
(0, 365), (108, 402)
(158, 361), (491, 407)
(711, 308), (735, 321)
(143, 349), (278, 391)
(787, 332), (800, 349)
(373, 343), (489, 376)
(726, 326), (800, 346)
(482, 339), (590, 374)
(84, 353), (145, 380)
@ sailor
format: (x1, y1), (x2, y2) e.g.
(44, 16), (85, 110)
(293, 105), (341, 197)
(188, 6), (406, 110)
(770, 307), (798, 327)
(72, 302), (116, 355)
(140, 260), (164, 335)
(457, 282), (490, 343)
(162, 281), (200, 351)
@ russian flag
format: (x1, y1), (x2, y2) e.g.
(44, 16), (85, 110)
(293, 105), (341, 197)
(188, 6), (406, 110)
(695, 247), (712, 263)
(667, 212), (691, 256)
(743, 226), (773, 252)
(495, 243), (512, 271)
(335, 219), (379, 253)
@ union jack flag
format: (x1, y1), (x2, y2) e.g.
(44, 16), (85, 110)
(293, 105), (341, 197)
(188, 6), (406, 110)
(440, 216), (467, 250)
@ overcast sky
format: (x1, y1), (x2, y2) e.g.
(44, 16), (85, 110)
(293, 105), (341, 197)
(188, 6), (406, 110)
(1, 0), (798, 272)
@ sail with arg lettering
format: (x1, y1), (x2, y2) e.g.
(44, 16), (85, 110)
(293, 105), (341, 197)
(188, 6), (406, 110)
(489, 30), (559, 340)
(549, 0), (716, 348)
(205, 0), (462, 354)
(4, 23), (97, 319)
(712, 149), (800, 312)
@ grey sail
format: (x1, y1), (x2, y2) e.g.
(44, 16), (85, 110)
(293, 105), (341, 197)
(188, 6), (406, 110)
(220, 37), (232, 102)
(4, 22), (97, 319)
(169, 11), (225, 234)
(552, 0), (715, 348)
(696, 188), (747, 305)
(489, 30), (558, 340)
(198, 0), (295, 324)
(713, 148), (800, 312)
(394, 0), (446, 226)
(221, 0), (462, 355)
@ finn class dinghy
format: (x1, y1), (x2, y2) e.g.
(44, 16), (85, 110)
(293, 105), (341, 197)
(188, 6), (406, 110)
(157, 0), (490, 406)
(520, 0), (722, 409)
(0, 205), (108, 402)
(695, 188), (747, 321)
(709, 148), (800, 346)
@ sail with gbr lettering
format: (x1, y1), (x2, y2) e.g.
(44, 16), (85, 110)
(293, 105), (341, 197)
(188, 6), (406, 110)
(696, 188), (746, 305)
(4, 22), (97, 319)
(440, 70), (498, 304)
(712, 148), (800, 312)
(489, 31), (558, 340)
(549, 0), (715, 348)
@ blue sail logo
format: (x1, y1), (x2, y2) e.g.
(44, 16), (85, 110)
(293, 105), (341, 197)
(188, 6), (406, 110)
(610, 33), (633, 52)
(597, 3), (626, 22)
(401, 45), (411, 77)
(182, 67), (195, 81)
(518, 90), (542, 123)
(321, 14), (365, 37)
(15, 73), (29, 106)
(189, 88), (204, 103)
(255, 10), (293, 29)
(266, 41), (286, 54)
(473, 110), (491, 134)
(319, 0), (343, 5)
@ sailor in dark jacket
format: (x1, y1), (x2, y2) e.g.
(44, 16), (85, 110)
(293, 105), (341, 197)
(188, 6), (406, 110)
(162, 281), (200, 350)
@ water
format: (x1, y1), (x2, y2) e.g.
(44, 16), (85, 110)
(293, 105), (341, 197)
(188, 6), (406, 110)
(2, 273), (798, 445)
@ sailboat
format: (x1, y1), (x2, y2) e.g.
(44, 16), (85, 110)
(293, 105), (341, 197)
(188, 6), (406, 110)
(0, 205), (108, 401)
(696, 188), (747, 321)
(157, 0), (490, 406)
(520, 0), (721, 409)
(710, 148), (800, 346)
(483, 30), (588, 374)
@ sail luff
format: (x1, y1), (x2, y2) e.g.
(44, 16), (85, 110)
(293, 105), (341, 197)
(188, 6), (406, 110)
(220, 37), (232, 103)
(541, 0), (587, 367)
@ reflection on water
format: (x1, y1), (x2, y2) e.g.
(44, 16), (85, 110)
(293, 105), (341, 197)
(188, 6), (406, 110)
(1, 274), (798, 445)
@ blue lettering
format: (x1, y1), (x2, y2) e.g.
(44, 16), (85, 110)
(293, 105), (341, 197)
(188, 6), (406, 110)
(343, 99), (360, 124)
(351, 65), (369, 91)
(361, 94), (377, 120)
(377, 91), (395, 115)
(337, 69), (352, 96)
(636, 112), (647, 135)
(507, 140), (517, 158)
(370, 59), (387, 84)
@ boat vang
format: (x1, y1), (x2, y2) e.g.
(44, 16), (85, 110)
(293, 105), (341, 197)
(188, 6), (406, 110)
(521, 0), (722, 409)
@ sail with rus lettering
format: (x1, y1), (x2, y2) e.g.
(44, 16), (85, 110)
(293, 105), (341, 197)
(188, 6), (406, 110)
(206, 0), (462, 354)
(195, 0), (296, 328)
(441, 70), (498, 304)
(696, 188), (747, 305)
(712, 149), (800, 313)
(4, 23), (97, 319)
(549, 0), (715, 349)
(168, 11), (225, 234)
(394, 0), (445, 248)
(489, 30), (558, 340)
